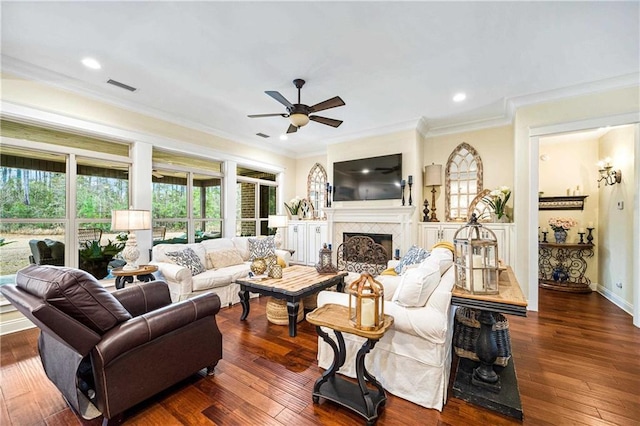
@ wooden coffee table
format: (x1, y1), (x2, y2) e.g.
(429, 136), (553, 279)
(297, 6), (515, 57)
(236, 265), (347, 337)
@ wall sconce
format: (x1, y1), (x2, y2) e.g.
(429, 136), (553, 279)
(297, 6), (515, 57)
(597, 158), (622, 188)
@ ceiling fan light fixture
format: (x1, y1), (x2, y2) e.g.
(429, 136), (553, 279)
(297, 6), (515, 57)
(289, 113), (310, 128)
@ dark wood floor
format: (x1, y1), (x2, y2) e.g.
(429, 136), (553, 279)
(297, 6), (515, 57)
(1, 288), (639, 425)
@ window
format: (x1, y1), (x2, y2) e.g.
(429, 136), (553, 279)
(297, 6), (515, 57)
(1, 148), (67, 276)
(307, 163), (327, 217)
(236, 167), (277, 236)
(152, 150), (223, 243)
(446, 142), (483, 221)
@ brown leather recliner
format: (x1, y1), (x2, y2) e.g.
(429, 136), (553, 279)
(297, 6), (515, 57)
(1, 264), (223, 425)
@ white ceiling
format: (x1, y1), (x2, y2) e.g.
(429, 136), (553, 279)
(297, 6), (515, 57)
(1, 1), (638, 158)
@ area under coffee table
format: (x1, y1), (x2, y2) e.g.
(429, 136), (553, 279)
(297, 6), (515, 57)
(237, 265), (347, 337)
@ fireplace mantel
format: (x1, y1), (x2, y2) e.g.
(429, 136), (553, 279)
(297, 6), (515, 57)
(325, 206), (416, 256)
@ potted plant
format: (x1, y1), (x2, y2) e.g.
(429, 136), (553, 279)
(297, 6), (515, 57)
(79, 239), (125, 279)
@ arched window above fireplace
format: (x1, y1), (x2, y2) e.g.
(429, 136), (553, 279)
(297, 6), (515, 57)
(445, 142), (483, 221)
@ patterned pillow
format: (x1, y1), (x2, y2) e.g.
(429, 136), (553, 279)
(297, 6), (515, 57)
(207, 249), (245, 269)
(248, 236), (276, 261)
(394, 245), (429, 274)
(166, 247), (206, 276)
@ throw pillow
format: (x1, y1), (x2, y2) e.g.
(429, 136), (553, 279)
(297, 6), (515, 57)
(394, 245), (429, 274)
(248, 236), (276, 261)
(421, 247), (454, 275)
(206, 249), (244, 269)
(276, 256), (287, 268)
(166, 247), (206, 276)
(392, 262), (441, 307)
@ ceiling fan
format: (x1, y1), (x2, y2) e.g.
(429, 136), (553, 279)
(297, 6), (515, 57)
(248, 79), (345, 134)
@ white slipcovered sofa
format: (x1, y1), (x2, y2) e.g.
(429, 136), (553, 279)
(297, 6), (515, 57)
(150, 237), (291, 305)
(316, 247), (456, 411)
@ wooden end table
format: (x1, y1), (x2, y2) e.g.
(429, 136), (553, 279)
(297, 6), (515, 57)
(451, 266), (527, 419)
(236, 265), (347, 337)
(306, 303), (394, 426)
(111, 265), (158, 289)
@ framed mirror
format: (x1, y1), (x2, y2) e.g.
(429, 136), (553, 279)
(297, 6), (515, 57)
(307, 163), (327, 219)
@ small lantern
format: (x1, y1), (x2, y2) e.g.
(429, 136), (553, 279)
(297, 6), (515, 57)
(348, 273), (384, 331)
(316, 243), (337, 274)
(453, 213), (499, 295)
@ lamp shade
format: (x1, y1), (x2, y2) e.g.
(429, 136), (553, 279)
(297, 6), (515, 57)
(111, 209), (151, 231)
(425, 164), (442, 187)
(268, 214), (289, 228)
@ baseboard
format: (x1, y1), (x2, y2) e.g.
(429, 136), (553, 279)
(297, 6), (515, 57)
(596, 284), (633, 316)
(0, 316), (35, 336)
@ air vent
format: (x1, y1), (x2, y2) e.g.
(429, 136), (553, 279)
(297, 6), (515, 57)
(256, 133), (270, 138)
(107, 79), (137, 92)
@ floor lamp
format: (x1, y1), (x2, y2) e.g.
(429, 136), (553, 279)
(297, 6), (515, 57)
(425, 164), (442, 222)
(111, 209), (152, 270)
(268, 214), (289, 249)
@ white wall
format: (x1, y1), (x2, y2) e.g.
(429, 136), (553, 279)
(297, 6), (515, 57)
(514, 85), (640, 313)
(598, 126), (635, 310)
(423, 125), (514, 221)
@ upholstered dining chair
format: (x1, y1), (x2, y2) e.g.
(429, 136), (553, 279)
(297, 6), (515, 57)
(1, 265), (223, 425)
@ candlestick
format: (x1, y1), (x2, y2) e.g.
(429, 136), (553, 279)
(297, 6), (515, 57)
(401, 180), (406, 206)
(408, 175), (413, 185)
(542, 231), (548, 243)
(423, 199), (430, 222)
(394, 248), (400, 260)
(408, 181), (413, 206)
(586, 227), (594, 244)
(578, 232), (585, 244)
(326, 183), (330, 207)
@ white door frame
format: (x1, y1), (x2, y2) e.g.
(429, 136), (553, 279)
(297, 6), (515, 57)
(528, 113), (640, 327)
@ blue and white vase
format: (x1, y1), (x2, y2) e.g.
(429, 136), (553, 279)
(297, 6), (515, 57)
(554, 230), (567, 244)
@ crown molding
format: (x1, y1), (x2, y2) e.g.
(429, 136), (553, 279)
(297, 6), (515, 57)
(1, 56), (299, 158)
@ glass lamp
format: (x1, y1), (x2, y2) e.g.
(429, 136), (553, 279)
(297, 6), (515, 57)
(267, 214), (289, 248)
(348, 273), (384, 331)
(111, 209), (151, 270)
(453, 213), (499, 294)
(289, 113), (310, 128)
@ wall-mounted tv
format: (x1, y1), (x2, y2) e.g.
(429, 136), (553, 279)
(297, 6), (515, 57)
(333, 154), (402, 201)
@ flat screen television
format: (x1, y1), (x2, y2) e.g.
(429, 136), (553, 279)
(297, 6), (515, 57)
(333, 154), (402, 201)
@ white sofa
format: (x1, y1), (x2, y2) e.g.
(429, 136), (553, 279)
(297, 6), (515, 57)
(151, 237), (291, 305)
(316, 247), (456, 411)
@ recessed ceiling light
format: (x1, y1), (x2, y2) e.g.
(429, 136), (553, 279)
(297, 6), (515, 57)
(82, 57), (101, 70)
(279, 135), (288, 141)
(453, 93), (466, 102)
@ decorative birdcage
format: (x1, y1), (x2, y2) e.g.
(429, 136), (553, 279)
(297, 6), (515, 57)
(316, 243), (337, 274)
(348, 273), (384, 331)
(453, 213), (499, 295)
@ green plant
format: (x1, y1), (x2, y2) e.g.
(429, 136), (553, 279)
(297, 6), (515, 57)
(79, 240), (125, 261)
(483, 186), (511, 219)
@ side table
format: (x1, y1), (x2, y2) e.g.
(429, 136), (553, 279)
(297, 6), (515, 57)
(111, 265), (158, 289)
(451, 266), (527, 419)
(306, 304), (394, 425)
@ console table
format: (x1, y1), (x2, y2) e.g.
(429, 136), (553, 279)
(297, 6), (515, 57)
(451, 266), (527, 419)
(307, 304), (393, 425)
(538, 242), (594, 293)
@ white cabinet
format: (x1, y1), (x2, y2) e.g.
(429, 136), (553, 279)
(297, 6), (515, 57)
(286, 221), (328, 265)
(418, 222), (514, 266)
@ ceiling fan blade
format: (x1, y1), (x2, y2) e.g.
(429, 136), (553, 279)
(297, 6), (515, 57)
(247, 113), (287, 118)
(309, 96), (345, 113)
(286, 124), (298, 134)
(309, 115), (343, 128)
(265, 91), (293, 108)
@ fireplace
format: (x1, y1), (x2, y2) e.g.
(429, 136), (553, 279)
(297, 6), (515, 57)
(343, 232), (392, 261)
